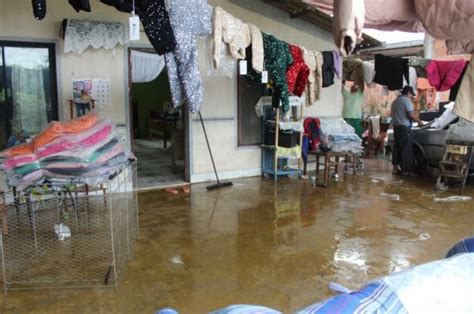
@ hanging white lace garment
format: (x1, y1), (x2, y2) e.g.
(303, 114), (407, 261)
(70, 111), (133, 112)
(131, 50), (165, 83)
(64, 19), (128, 54)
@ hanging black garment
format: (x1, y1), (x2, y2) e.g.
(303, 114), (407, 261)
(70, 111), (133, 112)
(100, 0), (141, 14)
(101, 0), (175, 55)
(321, 51), (335, 88)
(374, 54), (409, 90)
(140, 0), (176, 55)
(449, 62), (469, 101)
(68, 0), (91, 12)
(32, 0), (47, 20)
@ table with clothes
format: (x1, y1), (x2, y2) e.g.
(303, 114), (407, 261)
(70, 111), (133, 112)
(302, 117), (363, 181)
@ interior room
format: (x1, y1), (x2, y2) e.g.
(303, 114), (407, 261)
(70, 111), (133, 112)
(129, 48), (187, 190)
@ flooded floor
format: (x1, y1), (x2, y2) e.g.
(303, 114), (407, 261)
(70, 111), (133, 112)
(1, 159), (473, 313)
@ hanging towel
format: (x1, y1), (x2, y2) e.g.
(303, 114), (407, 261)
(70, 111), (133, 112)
(426, 59), (467, 92)
(369, 115), (380, 139)
(322, 51), (335, 87)
(342, 59), (365, 91)
(453, 61), (474, 123)
(249, 25), (264, 73)
(286, 45), (310, 97)
(374, 54), (409, 91)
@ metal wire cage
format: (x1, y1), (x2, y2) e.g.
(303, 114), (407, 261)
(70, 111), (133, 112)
(0, 162), (139, 293)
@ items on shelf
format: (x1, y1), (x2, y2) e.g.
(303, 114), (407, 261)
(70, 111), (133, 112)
(261, 97), (304, 181)
(319, 117), (364, 154)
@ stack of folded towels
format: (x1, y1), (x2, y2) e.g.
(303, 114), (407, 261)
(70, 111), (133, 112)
(0, 114), (134, 190)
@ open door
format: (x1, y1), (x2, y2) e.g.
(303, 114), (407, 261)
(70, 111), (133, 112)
(128, 48), (190, 189)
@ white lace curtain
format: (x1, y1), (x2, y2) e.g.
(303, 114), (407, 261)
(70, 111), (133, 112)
(64, 19), (128, 54)
(131, 50), (165, 83)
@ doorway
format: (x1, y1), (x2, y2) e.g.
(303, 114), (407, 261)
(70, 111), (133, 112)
(0, 41), (58, 151)
(128, 48), (189, 189)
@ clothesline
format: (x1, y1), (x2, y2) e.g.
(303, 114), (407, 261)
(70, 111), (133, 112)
(61, 0), (474, 123)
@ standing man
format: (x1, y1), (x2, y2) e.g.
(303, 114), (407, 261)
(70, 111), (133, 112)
(391, 86), (423, 174)
(342, 82), (364, 138)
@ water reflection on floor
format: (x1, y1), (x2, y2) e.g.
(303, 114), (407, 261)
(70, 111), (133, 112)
(1, 159), (473, 313)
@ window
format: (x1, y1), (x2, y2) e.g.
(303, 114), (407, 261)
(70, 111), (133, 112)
(0, 41), (58, 150)
(237, 73), (265, 146)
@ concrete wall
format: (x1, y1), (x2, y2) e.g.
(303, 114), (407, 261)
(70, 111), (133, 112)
(0, 0), (148, 126)
(190, 0), (341, 182)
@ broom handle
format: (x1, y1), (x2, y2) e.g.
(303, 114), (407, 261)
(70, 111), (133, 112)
(198, 111), (220, 184)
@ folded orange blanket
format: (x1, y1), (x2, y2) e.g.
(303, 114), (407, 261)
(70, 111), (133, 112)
(2, 114), (99, 157)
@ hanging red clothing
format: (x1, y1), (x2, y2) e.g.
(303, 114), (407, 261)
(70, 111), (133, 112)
(426, 59), (467, 92)
(286, 45), (310, 97)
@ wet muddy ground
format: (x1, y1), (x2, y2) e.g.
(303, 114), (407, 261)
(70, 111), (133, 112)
(1, 159), (473, 313)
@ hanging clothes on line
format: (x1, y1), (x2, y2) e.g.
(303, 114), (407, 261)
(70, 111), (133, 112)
(408, 58), (430, 78)
(102, 0), (176, 55)
(302, 48), (323, 106)
(262, 33), (293, 113)
(212, 7), (263, 73)
(362, 61), (375, 87)
(332, 50), (342, 79)
(425, 59), (467, 92)
(449, 62), (470, 101)
(342, 59), (365, 91)
(286, 45), (310, 97)
(164, 0), (212, 113)
(322, 51), (335, 87)
(403, 67), (418, 91)
(374, 54), (409, 90)
(453, 61), (474, 122)
(140, 0), (177, 55)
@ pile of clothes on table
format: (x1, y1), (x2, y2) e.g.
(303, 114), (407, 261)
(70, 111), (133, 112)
(0, 114), (134, 190)
(304, 117), (363, 155)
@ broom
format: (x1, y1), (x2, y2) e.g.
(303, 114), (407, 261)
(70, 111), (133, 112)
(198, 112), (233, 191)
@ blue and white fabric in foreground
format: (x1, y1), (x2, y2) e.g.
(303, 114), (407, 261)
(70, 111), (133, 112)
(210, 304), (281, 314)
(446, 237), (474, 258)
(296, 281), (405, 314)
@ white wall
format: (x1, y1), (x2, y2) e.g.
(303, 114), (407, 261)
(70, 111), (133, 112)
(0, 0), (147, 125)
(190, 0), (341, 182)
